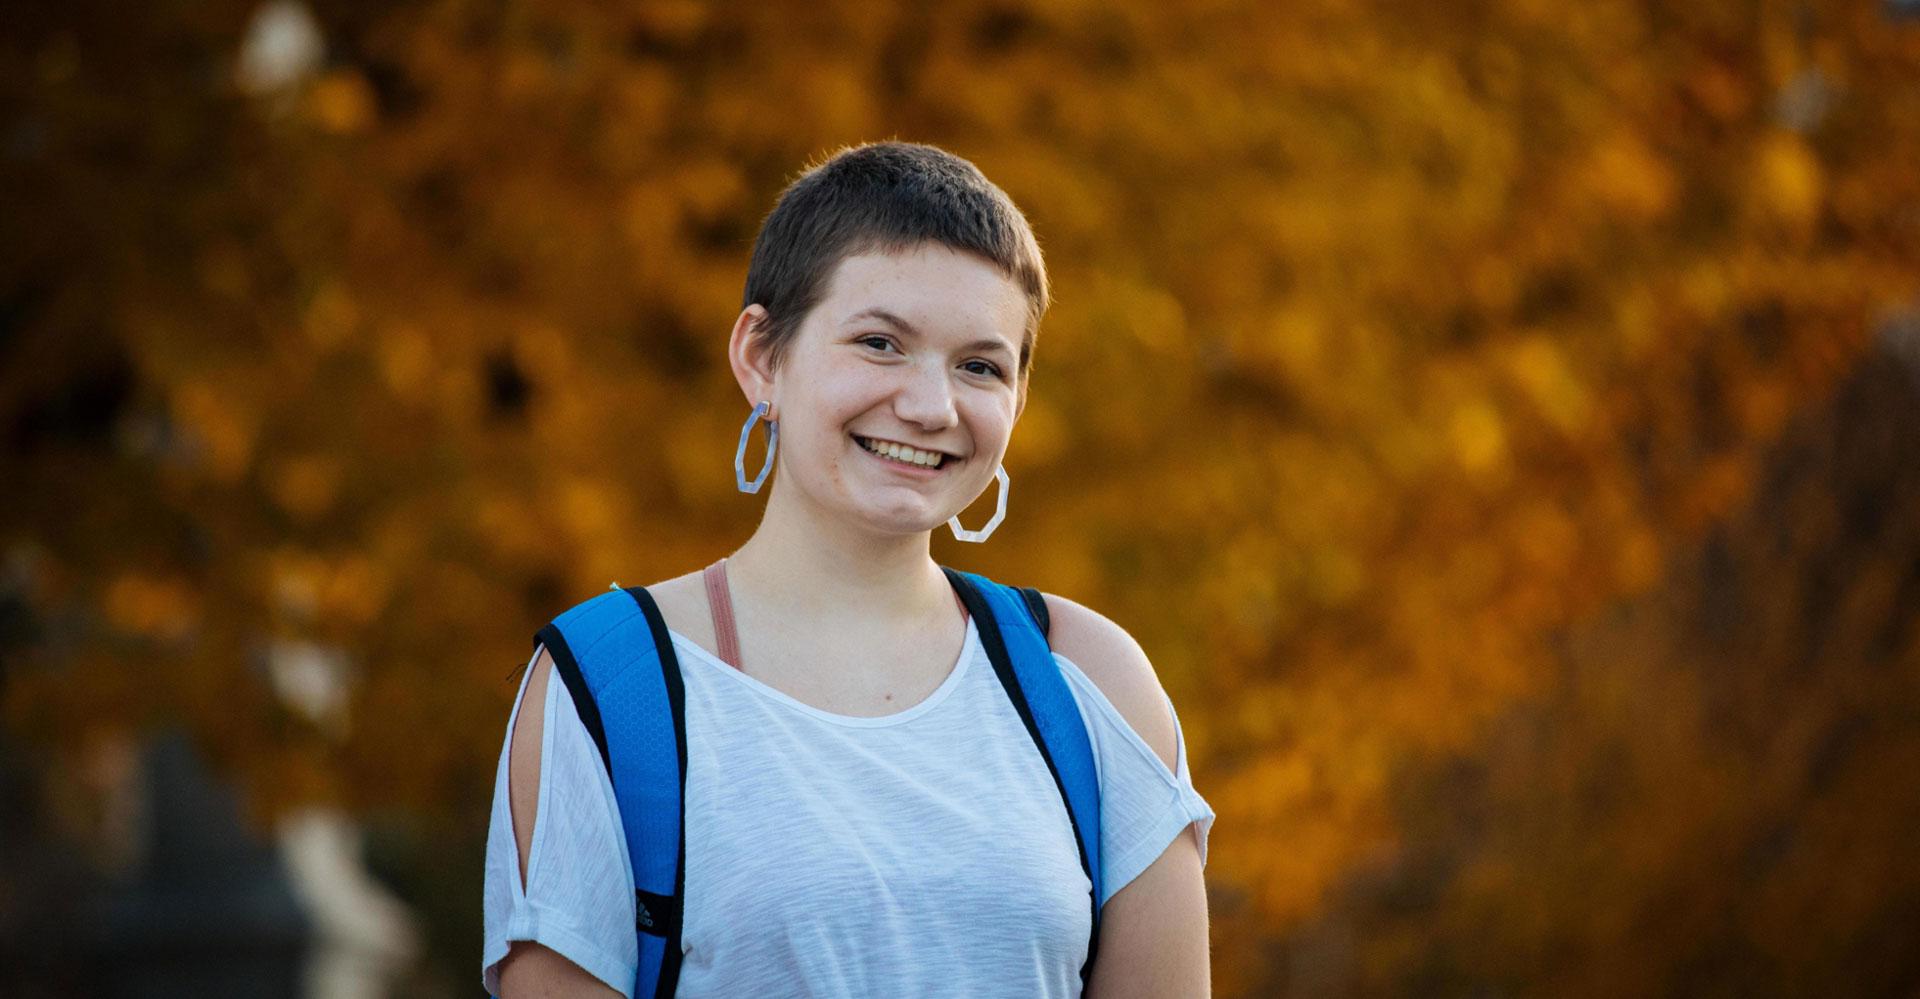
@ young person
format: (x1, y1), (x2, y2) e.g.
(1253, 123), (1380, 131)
(482, 141), (1214, 998)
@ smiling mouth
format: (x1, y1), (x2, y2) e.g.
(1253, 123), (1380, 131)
(852, 434), (953, 470)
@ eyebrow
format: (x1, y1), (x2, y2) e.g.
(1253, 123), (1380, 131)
(845, 308), (1016, 358)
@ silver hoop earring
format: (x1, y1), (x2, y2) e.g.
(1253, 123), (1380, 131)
(947, 465), (1010, 543)
(735, 401), (778, 494)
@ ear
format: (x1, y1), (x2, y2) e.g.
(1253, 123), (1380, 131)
(727, 305), (777, 417)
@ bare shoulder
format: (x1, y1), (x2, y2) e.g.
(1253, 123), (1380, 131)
(1039, 593), (1180, 772)
(628, 570), (714, 647)
(644, 569), (705, 613)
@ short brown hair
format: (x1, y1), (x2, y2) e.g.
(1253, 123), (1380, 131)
(741, 141), (1049, 377)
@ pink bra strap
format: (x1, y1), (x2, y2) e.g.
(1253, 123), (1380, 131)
(703, 558), (743, 671)
(701, 556), (971, 674)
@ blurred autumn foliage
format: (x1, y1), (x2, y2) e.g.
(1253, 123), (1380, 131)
(5, 0), (1919, 993)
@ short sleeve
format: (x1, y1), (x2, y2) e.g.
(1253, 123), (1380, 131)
(481, 644), (639, 997)
(1054, 653), (1216, 908)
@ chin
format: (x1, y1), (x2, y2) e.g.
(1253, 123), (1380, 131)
(850, 502), (945, 536)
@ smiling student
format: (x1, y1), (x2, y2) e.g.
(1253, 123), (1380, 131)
(482, 141), (1214, 998)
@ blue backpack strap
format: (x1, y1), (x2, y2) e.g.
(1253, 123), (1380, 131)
(533, 586), (688, 999)
(940, 567), (1103, 987)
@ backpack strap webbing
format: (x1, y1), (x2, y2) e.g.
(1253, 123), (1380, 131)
(534, 585), (688, 999)
(941, 567), (1103, 988)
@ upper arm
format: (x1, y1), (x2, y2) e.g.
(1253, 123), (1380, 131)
(1041, 593), (1212, 998)
(509, 647), (554, 888)
(497, 646), (625, 999)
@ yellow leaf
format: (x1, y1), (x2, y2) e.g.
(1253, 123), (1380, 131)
(1448, 399), (1508, 476)
(103, 573), (198, 641)
(1506, 336), (1590, 434)
(1584, 131), (1676, 221)
(173, 379), (258, 483)
(308, 70), (375, 134)
(377, 324), (434, 403)
(267, 454), (344, 522)
(1755, 132), (1823, 230)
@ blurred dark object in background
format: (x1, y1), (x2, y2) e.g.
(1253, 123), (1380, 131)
(95, 732), (310, 999)
(0, 731), (307, 998)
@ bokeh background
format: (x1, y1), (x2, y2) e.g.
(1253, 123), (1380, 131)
(6, 0), (1920, 995)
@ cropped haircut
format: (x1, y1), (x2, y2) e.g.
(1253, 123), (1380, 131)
(741, 141), (1049, 378)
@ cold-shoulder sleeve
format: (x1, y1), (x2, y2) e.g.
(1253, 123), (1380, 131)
(1053, 653), (1216, 908)
(481, 644), (638, 997)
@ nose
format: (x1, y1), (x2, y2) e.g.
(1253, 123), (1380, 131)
(893, 358), (959, 430)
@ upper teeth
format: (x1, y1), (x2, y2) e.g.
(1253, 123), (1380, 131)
(859, 436), (945, 467)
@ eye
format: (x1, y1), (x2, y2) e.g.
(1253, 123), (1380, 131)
(963, 359), (1006, 379)
(858, 335), (898, 353)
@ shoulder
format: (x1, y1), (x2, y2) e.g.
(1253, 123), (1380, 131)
(541, 571), (713, 649)
(1037, 592), (1179, 772)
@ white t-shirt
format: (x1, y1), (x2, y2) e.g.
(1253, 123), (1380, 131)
(482, 613), (1215, 998)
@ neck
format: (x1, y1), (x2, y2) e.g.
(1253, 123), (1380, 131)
(725, 478), (953, 628)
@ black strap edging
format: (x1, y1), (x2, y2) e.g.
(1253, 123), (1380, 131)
(623, 586), (689, 999)
(535, 624), (612, 775)
(941, 567), (1100, 988)
(1018, 586), (1051, 639)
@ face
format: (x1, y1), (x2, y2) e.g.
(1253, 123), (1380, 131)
(743, 242), (1030, 537)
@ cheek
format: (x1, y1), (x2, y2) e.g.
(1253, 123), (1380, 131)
(969, 404), (1018, 458)
(798, 420), (852, 484)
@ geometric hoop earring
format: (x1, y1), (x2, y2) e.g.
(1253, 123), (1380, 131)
(946, 464), (1010, 543)
(735, 400), (778, 494)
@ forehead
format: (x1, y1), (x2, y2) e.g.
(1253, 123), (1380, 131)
(814, 244), (1029, 352)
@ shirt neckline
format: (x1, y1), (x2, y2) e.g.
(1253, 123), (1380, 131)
(668, 616), (980, 728)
